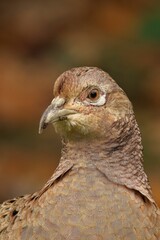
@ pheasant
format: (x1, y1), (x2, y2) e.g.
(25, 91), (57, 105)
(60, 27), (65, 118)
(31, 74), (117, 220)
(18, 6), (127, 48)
(0, 67), (160, 239)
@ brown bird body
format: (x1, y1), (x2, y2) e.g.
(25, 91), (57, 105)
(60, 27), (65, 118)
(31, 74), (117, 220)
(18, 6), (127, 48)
(0, 67), (160, 239)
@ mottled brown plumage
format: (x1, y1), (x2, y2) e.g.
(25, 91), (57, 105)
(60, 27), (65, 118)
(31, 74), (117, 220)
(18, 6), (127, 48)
(0, 67), (160, 239)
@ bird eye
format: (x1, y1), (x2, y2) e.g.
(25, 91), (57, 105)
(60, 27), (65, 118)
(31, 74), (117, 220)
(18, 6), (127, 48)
(87, 89), (100, 101)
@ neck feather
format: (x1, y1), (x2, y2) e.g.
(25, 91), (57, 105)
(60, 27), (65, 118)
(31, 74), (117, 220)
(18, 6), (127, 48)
(60, 114), (154, 203)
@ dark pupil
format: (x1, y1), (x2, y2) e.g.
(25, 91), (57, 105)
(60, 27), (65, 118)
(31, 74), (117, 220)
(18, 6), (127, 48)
(90, 91), (97, 99)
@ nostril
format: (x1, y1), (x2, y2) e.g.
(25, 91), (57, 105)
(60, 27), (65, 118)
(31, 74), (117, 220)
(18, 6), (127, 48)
(51, 97), (65, 108)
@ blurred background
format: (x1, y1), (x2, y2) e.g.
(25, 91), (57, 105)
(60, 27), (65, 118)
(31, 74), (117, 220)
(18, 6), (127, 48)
(0, 0), (159, 205)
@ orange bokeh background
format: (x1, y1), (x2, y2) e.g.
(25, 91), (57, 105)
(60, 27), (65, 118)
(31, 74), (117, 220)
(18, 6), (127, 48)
(0, 0), (159, 205)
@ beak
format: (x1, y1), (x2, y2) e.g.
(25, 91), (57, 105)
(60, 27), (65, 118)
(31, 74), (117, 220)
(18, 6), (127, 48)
(39, 96), (77, 134)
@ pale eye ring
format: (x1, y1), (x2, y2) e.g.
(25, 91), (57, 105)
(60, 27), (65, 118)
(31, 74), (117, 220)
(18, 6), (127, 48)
(87, 89), (100, 101)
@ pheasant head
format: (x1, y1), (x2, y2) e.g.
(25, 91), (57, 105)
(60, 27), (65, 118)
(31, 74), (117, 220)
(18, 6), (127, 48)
(39, 67), (133, 142)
